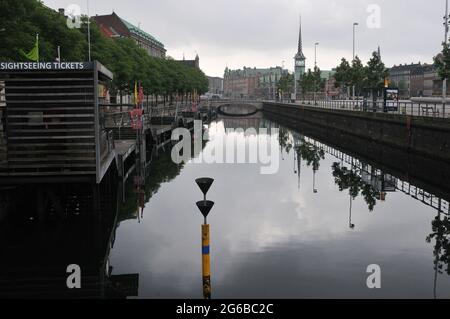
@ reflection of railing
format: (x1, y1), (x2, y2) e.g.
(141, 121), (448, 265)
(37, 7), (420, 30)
(285, 99), (450, 119)
(102, 103), (196, 128)
(302, 136), (450, 215)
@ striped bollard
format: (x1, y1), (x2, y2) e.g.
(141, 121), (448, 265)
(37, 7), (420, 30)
(196, 178), (215, 300)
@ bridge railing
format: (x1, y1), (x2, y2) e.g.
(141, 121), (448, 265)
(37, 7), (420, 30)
(292, 99), (450, 119)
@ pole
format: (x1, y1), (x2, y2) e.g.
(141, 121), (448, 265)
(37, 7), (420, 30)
(443, 0), (448, 118)
(36, 34), (39, 63)
(314, 43), (319, 69)
(352, 23), (358, 101)
(202, 224), (211, 299)
(87, 0), (91, 62)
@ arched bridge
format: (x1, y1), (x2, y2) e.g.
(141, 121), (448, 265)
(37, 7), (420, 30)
(202, 100), (263, 118)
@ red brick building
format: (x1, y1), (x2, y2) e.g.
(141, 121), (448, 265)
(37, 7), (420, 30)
(92, 12), (166, 58)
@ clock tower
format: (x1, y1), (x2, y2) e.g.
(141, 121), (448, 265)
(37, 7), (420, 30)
(294, 16), (306, 98)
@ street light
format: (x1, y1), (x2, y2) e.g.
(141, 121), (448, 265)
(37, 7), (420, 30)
(314, 42), (319, 69)
(443, 0), (449, 117)
(353, 22), (359, 60)
(352, 22), (359, 101)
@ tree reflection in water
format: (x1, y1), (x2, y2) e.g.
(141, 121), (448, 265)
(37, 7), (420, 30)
(331, 162), (380, 212)
(427, 215), (450, 276)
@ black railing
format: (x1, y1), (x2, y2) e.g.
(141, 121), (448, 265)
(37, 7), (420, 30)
(294, 99), (450, 119)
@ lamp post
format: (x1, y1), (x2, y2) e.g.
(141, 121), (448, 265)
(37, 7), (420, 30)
(352, 23), (359, 101)
(195, 178), (215, 299)
(443, 0), (449, 117)
(87, 0), (91, 62)
(314, 42), (319, 69)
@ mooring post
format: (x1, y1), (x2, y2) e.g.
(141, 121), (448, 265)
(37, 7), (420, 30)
(195, 177), (215, 299)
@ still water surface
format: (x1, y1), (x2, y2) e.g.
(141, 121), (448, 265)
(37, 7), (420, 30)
(1, 116), (449, 299)
(110, 118), (450, 299)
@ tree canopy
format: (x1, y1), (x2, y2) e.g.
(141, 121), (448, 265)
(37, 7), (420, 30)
(298, 67), (325, 94)
(0, 0), (209, 97)
(332, 53), (389, 97)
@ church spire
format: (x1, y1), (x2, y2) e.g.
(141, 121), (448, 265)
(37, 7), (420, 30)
(298, 15), (303, 54)
(295, 15), (306, 60)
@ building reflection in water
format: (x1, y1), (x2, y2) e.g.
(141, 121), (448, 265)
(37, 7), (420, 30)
(269, 120), (450, 298)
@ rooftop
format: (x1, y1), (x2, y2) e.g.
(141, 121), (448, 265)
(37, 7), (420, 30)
(120, 18), (164, 48)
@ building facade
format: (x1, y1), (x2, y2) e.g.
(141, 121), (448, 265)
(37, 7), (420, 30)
(176, 55), (200, 69)
(207, 76), (224, 95)
(389, 62), (448, 98)
(92, 12), (166, 58)
(223, 66), (288, 99)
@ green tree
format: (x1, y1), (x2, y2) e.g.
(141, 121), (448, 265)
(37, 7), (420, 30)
(351, 56), (366, 97)
(365, 51), (389, 106)
(334, 58), (352, 94)
(277, 73), (295, 95)
(435, 43), (450, 82)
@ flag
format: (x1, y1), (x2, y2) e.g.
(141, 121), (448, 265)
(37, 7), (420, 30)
(20, 34), (39, 62)
(134, 81), (138, 106)
(138, 84), (144, 106)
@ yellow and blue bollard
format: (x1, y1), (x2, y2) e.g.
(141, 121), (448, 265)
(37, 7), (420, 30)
(202, 224), (211, 299)
(195, 178), (215, 300)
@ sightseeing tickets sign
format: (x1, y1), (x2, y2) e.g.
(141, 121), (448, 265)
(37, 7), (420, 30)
(0, 62), (94, 71)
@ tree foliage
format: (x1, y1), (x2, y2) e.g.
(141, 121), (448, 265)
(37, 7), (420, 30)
(298, 67), (325, 94)
(0, 0), (209, 98)
(277, 73), (295, 94)
(333, 53), (388, 98)
(435, 43), (450, 82)
(331, 162), (380, 212)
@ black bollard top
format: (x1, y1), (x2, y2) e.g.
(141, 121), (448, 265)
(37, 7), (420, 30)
(195, 178), (214, 196)
(196, 200), (215, 218)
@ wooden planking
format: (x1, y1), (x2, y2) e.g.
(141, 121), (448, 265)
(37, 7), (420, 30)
(8, 135), (95, 140)
(5, 85), (93, 90)
(6, 99), (95, 104)
(7, 121), (95, 126)
(6, 92), (94, 97)
(9, 157), (95, 162)
(0, 69), (107, 178)
(8, 114), (95, 119)
(9, 149), (95, 155)
(7, 142), (95, 147)
(9, 128), (95, 134)
(6, 163), (96, 168)
(1, 77), (94, 82)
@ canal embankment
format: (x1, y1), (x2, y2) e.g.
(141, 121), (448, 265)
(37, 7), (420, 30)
(264, 108), (450, 203)
(263, 102), (450, 162)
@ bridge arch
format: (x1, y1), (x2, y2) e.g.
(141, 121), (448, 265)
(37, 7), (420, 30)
(217, 103), (261, 117)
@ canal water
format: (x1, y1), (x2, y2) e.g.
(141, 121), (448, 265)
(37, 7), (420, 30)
(1, 115), (450, 299)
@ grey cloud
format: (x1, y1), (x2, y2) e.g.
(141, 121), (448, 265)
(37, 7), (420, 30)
(44, 0), (444, 75)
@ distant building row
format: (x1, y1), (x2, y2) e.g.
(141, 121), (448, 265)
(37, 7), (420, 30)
(388, 62), (446, 98)
(223, 66), (289, 99)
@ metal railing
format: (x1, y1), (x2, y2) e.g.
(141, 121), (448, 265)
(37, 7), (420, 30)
(293, 99), (450, 119)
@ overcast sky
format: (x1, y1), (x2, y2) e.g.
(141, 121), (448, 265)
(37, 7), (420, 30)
(43, 0), (445, 77)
